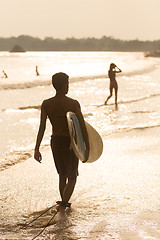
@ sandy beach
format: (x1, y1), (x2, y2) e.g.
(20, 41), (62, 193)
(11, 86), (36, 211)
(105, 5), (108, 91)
(1, 127), (160, 240)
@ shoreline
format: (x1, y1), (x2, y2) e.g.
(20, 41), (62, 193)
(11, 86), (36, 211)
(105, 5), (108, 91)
(1, 123), (160, 172)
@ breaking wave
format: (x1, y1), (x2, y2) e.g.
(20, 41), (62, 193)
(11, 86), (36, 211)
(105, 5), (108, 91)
(0, 74), (107, 91)
(102, 123), (160, 137)
(0, 62), (157, 91)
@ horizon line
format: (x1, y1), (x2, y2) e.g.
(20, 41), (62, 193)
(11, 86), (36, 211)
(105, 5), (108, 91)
(0, 35), (159, 42)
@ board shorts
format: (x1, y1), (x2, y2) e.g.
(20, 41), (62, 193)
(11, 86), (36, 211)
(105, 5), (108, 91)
(51, 135), (79, 178)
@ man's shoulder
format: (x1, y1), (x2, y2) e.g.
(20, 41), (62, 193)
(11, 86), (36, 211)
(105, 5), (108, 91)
(43, 97), (55, 104)
(65, 96), (80, 105)
(42, 96), (80, 108)
(41, 97), (55, 109)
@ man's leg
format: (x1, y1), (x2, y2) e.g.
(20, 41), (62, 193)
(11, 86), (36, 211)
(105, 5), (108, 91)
(62, 177), (77, 203)
(57, 176), (77, 214)
(59, 175), (67, 200)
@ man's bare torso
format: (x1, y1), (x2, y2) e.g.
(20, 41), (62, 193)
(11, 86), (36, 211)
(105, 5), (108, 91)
(42, 95), (80, 136)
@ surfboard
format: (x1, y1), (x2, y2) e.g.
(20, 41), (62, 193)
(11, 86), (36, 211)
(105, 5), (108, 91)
(66, 112), (103, 163)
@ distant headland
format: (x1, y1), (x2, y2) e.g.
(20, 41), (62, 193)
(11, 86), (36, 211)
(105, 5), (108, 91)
(10, 45), (26, 52)
(0, 35), (159, 52)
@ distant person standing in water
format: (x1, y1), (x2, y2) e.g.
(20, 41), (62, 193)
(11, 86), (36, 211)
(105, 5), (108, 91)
(36, 66), (40, 76)
(104, 63), (122, 109)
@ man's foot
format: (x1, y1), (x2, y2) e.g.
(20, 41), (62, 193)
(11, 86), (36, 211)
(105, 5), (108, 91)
(56, 201), (71, 208)
(56, 205), (65, 216)
(104, 100), (107, 105)
(56, 201), (71, 216)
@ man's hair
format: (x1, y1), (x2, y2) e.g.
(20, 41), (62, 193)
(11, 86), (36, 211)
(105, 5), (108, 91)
(52, 72), (69, 90)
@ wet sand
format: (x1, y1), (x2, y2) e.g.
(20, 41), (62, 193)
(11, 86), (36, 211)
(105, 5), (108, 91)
(1, 127), (160, 239)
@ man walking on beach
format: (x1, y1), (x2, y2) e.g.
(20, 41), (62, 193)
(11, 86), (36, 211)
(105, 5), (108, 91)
(34, 72), (89, 214)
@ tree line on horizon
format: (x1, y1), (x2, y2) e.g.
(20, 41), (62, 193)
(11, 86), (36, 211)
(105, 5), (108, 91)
(0, 35), (159, 52)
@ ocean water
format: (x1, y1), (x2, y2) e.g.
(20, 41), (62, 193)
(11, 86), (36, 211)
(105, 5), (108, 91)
(0, 51), (160, 240)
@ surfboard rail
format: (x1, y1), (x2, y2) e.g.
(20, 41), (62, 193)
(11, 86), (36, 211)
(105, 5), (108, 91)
(66, 111), (103, 163)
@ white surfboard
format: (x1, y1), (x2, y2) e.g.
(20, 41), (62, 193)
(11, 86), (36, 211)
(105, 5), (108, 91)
(66, 112), (103, 163)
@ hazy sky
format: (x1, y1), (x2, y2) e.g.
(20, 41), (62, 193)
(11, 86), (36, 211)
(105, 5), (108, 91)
(0, 0), (159, 40)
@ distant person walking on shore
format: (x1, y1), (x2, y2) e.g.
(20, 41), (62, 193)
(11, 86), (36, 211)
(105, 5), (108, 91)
(104, 63), (122, 109)
(36, 66), (40, 76)
(2, 70), (8, 78)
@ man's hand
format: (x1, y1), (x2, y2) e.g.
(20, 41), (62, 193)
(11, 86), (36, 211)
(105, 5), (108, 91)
(34, 149), (42, 163)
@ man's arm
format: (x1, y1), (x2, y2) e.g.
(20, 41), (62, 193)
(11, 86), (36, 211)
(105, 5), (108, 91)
(34, 103), (47, 163)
